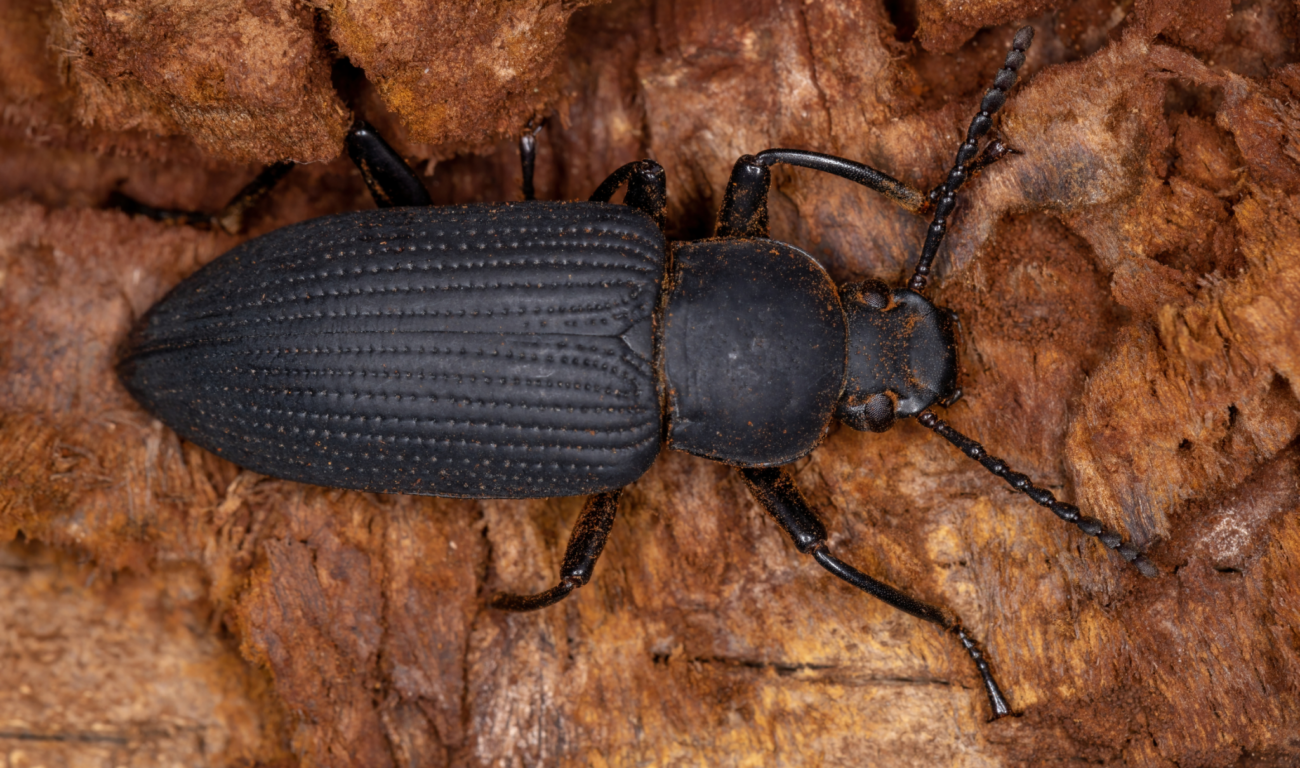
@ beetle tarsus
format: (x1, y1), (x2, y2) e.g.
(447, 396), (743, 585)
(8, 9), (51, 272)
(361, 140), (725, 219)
(919, 139), (1017, 217)
(108, 191), (216, 229)
(107, 160), (292, 235)
(491, 579), (579, 612)
(952, 624), (1013, 720)
(490, 490), (622, 613)
(214, 161), (295, 233)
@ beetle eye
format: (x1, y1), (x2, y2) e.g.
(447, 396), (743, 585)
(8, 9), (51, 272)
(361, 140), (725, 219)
(837, 391), (897, 432)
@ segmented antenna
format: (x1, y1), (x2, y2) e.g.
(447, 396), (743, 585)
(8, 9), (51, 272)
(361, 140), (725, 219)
(909, 26), (1035, 293)
(917, 410), (1159, 577)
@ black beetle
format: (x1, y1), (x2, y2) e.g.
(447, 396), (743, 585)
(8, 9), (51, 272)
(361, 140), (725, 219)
(116, 26), (1153, 720)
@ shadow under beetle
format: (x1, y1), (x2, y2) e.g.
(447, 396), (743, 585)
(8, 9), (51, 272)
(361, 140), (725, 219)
(117, 26), (1155, 720)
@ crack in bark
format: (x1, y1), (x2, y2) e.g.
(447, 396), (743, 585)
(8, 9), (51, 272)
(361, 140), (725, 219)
(795, 2), (837, 150)
(0, 731), (129, 744)
(451, 499), (496, 767)
(678, 654), (956, 687)
(0, 726), (207, 745)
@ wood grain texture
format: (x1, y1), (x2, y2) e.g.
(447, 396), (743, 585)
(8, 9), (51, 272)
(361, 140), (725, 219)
(1, 0), (1298, 765)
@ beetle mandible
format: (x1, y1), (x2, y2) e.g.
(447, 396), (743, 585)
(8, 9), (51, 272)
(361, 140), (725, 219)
(116, 26), (1154, 720)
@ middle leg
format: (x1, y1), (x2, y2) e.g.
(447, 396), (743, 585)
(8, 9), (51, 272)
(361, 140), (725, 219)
(740, 466), (1011, 720)
(518, 120), (544, 201)
(589, 160), (668, 229)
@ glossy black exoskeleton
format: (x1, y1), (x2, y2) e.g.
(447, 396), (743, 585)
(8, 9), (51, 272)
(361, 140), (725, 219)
(117, 27), (1154, 720)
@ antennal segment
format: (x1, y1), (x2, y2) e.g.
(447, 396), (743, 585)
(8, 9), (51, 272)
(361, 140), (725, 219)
(917, 410), (1159, 577)
(909, 26), (1035, 293)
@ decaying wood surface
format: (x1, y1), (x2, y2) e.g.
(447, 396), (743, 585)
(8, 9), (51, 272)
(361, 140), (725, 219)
(2, 0), (1298, 765)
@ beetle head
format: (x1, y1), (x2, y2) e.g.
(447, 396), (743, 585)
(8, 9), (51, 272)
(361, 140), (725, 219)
(836, 279), (959, 432)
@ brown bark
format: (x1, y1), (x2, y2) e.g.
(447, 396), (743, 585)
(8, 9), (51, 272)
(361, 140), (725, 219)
(2, 0), (1299, 766)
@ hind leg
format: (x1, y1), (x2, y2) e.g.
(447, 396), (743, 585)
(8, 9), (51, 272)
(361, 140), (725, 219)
(740, 466), (1011, 720)
(109, 161), (293, 234)
(345, 119), (433, 208)
(490, 490), (622, 611)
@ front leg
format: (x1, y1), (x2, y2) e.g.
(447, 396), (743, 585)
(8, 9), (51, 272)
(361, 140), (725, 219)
(740, 466), (1011, 720)
(715, 150), (930, 240)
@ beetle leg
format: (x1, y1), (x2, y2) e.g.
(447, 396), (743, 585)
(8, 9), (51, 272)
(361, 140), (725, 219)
(924, 139), (1018, 210)
(739, 466), (1012, 721)
(213, 162), (296, 233)
(965, 138), (1018, 178)
(490, 489), (622, 612)
(518, 120), (546, 201)
(589, 160), (667, 229)
(519, 132), (538, 201)
(715, 156), (772, 238)
(345, 119), (433, 208)
(108, 161), (293, 235)
(716, 150), (931, 240)
(916, 410), (1159, 577)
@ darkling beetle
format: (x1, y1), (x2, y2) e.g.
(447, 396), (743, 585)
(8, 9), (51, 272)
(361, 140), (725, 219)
(116, 26), (1155, 721)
